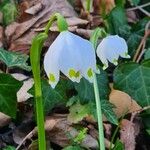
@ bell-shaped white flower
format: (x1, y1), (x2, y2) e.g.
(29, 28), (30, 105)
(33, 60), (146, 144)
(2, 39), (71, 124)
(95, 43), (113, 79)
(96, 35), (130, 70)
(44, 31), (98, 88)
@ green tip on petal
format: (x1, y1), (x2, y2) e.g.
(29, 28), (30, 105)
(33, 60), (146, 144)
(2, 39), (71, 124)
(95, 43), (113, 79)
(76, 71), (80, 78)
(113, 59), (118, 66)
(87, 68), (93, 78)
(69, 69), (76, 78)
(103, 64), (108, 70)
(49, 73), (55, 82)
(125, 52), (131, 58)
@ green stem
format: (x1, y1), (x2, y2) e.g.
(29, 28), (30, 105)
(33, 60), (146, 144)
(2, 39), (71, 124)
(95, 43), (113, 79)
(30, 13), (68, 150)
(44, 13), (68, 34)
(93, 73), (105, 150)
(30, 33), (48, 150)
(86, 0), (91, 12)
(90, 28), (107, 150)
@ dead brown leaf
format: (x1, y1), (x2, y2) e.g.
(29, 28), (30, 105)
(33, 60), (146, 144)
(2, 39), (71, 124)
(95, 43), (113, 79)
(0, 26), (4, 48)
(0, 112), (11, 128)
(120, 118), (141, 150)
(109, 90), (141, 118)
(5, 0), (89, 54)
(93, 0), (115, 15)
(12, 73), (33, 102)
(25, 3), (43, 15)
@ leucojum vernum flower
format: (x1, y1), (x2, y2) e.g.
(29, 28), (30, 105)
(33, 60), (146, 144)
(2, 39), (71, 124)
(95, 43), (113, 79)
(44, 31), (99, 88)
(30, 12), (130, 150)
(96, 35), (130, 70)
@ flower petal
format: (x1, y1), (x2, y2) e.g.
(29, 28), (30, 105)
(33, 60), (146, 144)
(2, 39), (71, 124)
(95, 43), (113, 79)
(44, 42), (61, 88)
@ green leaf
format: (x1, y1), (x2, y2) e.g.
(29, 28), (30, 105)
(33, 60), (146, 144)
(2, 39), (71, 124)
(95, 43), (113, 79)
(114, 60), (150, 107)
(0, 48), (31, 71)
(119, 18), (150, 56)
(3, 146), (15, 150)
(29, 79), (70, 114)
(129, 0), (140, 6)
(0, 73), (23, 118)
(144, 48), (150, 60)
(0, 0), (17, 25)
(67, 97), (118, 125)
(73, 128), (87, 144)
(101, 100), (118, 125)
(112, 139), (124, 150)
(107, 6), (127, 34)
(75, 67), (110, 104)
(68, 100), (90, 123)
(63, 145), (84, 150)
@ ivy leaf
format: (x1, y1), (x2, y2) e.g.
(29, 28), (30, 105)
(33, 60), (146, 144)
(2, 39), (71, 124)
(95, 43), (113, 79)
(114, 60), (150, 107)
(29, 79), (70, 114)
(119, 18), (150, 56)
(101, 99), (118, 125)
(75, 67), (110, 104)
(0, 48), (31, 71)
(144, 48), (150, 60)
(107, 6), (127, 34)
(0, 73), (23, 118)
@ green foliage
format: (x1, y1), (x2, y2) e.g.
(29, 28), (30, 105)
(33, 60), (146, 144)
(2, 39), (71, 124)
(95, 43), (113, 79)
(63, 145), (84, 150)
(67, 97), (118, 125)
(144, 48), (150, 60)
(0, 0), (17, 25)
(63, 128), (87, 150)
(2, 146), (15, 150)
(75, 67), (110, 104)
(129, 0), (140, 6)
(0, 48), (31, 71)
(101, 99), (118, 125)
(73, 128), (87, 144)
(114, 60), (150, 107)
(107, 6), (127, 34)
(112, 139), (124, 150)
(68, 100), (90, 123)
(29, 79), (71, 114)
(0, 73), (23, 118)
(119, 18), (150, 56)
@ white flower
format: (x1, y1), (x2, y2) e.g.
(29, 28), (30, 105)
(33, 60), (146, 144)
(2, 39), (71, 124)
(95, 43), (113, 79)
(96, 35), (130, 70)
(44, 31), (98, 88)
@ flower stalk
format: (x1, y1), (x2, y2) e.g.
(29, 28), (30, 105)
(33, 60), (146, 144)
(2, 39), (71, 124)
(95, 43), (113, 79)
(30, 13), (68, 150)
(90, 28), (106, 150)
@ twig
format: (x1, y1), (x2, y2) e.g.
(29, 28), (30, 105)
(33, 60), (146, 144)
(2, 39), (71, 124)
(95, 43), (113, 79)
(16, 129), (36, 150)
(130, 105), (150, 122)
(133, 21), (150, 62)
(138, 7), (150, 17)
(127, 2), (150, 11)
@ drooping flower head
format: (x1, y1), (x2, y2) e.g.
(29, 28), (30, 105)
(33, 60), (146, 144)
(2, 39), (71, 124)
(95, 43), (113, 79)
(96, 35), (130, 69)
(44, 31), (98, 88)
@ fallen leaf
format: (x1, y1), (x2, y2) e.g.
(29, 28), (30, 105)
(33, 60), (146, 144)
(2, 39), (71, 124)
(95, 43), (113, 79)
(5, 0), (88, 54)
(120, 118), (141, 150)
(0, 26), (4, 48)
(12, 73), (33, 102)
(45, 115), (98, 149)
(109, 90), (141, 118)
(0, 112), (11, 128)
(25, 3), (43, 15)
